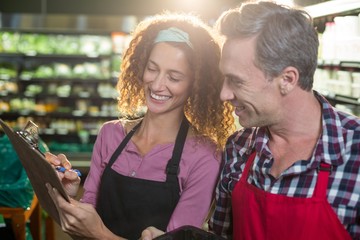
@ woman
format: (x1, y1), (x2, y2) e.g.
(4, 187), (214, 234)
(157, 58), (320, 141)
(46, 12), (234, 240)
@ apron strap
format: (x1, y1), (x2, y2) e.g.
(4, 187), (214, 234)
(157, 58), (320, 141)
(108, 120), (142, 166)
(241, 151), (257, 181)
(165, 118), (189, 183)
(313, 162), (332, 198)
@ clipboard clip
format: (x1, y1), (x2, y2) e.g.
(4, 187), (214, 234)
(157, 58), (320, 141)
(16, 120), (82, 177)
(16, 120), (44, 156)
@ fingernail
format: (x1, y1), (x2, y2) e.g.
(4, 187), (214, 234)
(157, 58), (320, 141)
(63, 162), (71, 169)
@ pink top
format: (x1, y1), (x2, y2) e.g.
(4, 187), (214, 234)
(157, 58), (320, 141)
(81, 120), (221, 231)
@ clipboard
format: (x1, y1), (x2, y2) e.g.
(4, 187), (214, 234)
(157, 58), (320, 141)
(0, 119), (69, 225)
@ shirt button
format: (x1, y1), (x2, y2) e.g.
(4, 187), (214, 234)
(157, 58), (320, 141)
(131, 171), (136, 177)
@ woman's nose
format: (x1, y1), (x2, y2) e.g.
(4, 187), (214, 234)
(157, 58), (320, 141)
(151, 73), (166, 90)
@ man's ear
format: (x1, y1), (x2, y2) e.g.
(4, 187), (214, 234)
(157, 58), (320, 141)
(279, 66), (299, 95)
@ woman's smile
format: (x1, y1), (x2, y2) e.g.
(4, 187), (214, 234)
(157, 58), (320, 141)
(150, 91), (171, 101)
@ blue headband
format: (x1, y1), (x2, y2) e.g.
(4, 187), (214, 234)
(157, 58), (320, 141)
(154, 27), (193, 49)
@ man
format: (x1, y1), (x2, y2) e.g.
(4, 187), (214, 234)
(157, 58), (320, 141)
(141, 1), (360, 239)
(208, 1), (360, 239)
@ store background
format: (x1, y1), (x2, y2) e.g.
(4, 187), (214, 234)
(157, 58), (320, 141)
(0, 0), (359, 239)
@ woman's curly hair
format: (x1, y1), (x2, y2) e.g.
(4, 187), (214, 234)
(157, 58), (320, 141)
(117, 12), (234, 150)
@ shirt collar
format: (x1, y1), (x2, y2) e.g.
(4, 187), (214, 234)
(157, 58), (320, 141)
(313, 90), (345, 166)
(250, 90), (348, 167)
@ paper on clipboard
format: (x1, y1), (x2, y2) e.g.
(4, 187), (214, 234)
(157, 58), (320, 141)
(0, 119), (69, 225)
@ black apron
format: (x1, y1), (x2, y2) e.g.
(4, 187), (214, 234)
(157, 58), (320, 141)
(96, 118), (189, 240)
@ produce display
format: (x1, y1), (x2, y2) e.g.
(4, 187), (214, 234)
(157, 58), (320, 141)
(0, 30), (130, 154)
(0, 31), (113, 55)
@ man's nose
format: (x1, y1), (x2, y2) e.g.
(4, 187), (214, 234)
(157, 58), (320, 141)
(220, 81), (234, 102)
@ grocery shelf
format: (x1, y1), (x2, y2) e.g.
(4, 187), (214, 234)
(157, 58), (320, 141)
(305, 0), (360, 18)
(323, 93), (360, 106)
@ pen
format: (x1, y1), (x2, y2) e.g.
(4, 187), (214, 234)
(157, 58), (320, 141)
(55, 166), (82, 177)
(30, 147), (82, 177)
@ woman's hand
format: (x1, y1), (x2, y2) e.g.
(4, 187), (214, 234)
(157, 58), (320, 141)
(46, 183), (123, 240)
(140, 227), (165, 240)
(45, 152), (80, 197)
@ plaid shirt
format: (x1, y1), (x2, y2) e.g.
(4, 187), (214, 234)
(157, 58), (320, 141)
(209, 91), (360, 239)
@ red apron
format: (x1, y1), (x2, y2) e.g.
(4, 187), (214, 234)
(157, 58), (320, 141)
(232, 152), (352, 240)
